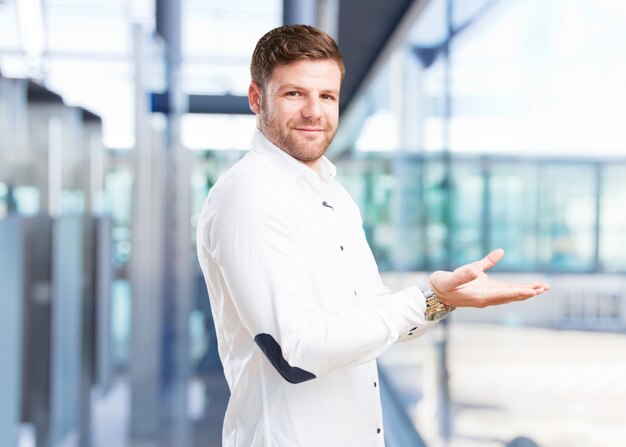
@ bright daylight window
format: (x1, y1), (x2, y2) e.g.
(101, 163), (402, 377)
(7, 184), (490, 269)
(0, 0), (282, 150)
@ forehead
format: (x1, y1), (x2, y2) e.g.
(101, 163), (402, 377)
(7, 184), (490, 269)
(267, 59), (342, 89)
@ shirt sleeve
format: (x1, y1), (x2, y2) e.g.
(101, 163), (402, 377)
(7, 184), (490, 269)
(200, 174), (436, 383)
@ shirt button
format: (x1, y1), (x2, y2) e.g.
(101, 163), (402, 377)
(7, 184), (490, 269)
(374, 381), (377, 387)
(354, 290), (357, 296)
(340, 245), (344, 251)
(377, 428), (381, 434)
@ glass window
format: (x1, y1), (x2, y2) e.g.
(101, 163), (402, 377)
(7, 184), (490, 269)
(537, 163), (597, 271)
(13, 185), (40, 215)
(599, 164), (626, 272)
(181, 114), (257, 150)
(389, 156), (425, 270)
(0, 2), (21, 52)
(489, 161), (539, 270)
(182, 0), (282, 96)
(423, 158), (448, 269)
(104, 163), (133, 267)
(445, 0), (626, 157)
(450, 159), (484, 266)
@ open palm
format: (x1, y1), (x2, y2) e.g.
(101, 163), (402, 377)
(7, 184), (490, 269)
(428, 249), (550, 308)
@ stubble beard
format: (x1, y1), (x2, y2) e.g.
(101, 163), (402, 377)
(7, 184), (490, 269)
(259, 98), (337, 164)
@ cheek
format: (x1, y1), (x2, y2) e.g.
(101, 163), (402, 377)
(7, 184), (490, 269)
(325, 108), (339, 124)
(277, 104), (304, 124)
(322, 103), (339, 117)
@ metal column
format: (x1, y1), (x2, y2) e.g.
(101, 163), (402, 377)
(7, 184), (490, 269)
(157, 0), (193, 444)
(130, 24), (165, 442)
(129, 0), (193, 443)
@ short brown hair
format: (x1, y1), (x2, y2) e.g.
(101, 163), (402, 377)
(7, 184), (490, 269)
(250, 24), (345, 89)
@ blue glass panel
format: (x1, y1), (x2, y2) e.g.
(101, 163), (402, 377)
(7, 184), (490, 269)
(600, 164), (626, 272)
(450, 160), (484, 266)
(489, 161), (539, 271)
(0, 217), (23, 447)
(50, 216), (83, 444)
(538, 164), (596, 272)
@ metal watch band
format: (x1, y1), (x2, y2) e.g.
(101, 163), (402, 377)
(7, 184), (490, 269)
(424, 289), (455, 321)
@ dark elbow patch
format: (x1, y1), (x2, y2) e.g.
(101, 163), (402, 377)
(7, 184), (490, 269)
(254, 333), (316, 384)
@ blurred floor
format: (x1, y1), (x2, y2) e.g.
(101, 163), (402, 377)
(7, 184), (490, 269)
(380, 323), (626, 447)
(89, 324), (626, 447)
(91, 371), (229, 447)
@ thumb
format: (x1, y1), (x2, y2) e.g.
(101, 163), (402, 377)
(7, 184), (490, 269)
(429, 265), (480, 293)
(429, 249), (505, 293)
(480, 248), (505, 271)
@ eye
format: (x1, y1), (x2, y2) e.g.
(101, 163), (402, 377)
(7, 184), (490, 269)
(285, 91), (302, 97)
(320, 93), (337, 101)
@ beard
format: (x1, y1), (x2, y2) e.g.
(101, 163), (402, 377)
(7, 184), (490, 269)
(258, 98), (337, 164)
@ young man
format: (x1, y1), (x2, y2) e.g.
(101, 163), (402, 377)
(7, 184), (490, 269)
(196, 25), (549, 446)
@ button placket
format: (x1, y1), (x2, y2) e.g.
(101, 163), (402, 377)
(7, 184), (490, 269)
(319, 191), (358, 301)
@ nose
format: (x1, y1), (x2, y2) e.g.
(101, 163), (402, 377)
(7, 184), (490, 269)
(301, 95), (322, 119)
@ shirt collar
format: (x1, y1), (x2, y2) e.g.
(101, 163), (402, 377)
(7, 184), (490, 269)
(251, 128), (337, 184)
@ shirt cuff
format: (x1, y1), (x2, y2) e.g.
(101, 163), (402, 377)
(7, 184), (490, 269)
(392, 286), (439, 342)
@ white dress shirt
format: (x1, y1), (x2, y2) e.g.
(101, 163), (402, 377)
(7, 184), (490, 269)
(196, 129), (437, 447)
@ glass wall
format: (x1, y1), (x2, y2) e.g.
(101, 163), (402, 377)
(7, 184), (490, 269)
(340, 4), (626, 444)
(488, 160), (539, 270)
(335, 0), (626, 274)
(337, 155), (626, 274)
(600, 164), (626, 272)
(537, 163), (598, 271)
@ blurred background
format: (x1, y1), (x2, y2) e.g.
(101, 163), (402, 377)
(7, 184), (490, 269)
(1, 0), (625, 446)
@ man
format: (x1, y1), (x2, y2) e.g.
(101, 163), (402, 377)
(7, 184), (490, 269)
(196, 24), (549, 446)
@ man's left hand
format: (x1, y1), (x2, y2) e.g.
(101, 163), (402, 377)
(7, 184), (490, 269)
(428, 248), (550, 308)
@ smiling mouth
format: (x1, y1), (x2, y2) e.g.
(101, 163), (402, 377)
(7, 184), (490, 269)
(294, 128), (323, 132)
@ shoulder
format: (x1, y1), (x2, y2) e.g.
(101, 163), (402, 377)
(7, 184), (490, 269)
(198, 152), (301, 256)
(200, 152), (297, 236)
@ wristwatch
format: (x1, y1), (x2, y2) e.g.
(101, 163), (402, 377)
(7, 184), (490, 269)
(424, 289), (455, 321)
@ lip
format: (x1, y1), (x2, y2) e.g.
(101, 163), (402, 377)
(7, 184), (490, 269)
(294, 127), (323, 132)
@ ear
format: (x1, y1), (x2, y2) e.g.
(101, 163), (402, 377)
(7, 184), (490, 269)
(248, 81), (262, 114)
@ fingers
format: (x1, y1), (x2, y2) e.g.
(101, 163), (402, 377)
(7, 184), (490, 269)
(428, 250), (551, 303)
(482, 281), (551, 305)
(503, 281), (551, 295)
(433, 279), (552, 308)
(469, 288), (537, 308)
